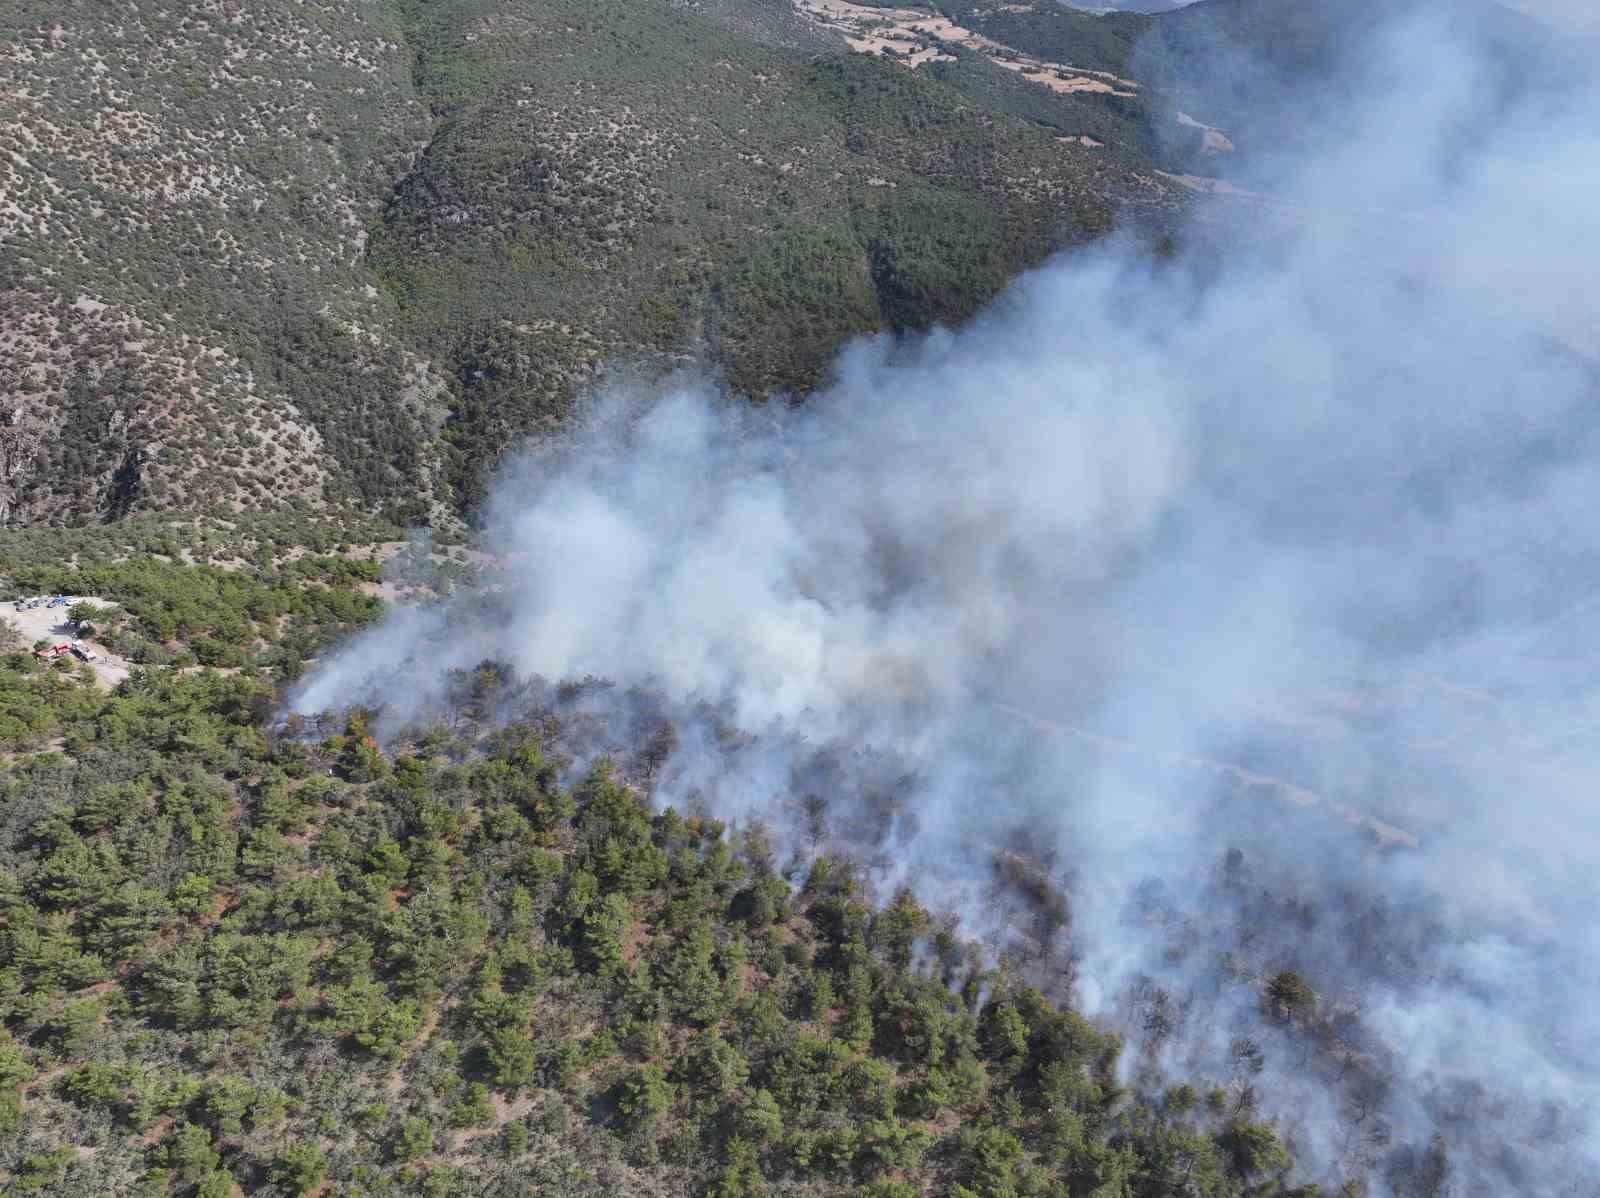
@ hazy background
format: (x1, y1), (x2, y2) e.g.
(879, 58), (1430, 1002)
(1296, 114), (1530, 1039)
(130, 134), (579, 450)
(1072, 0), (1595, 33)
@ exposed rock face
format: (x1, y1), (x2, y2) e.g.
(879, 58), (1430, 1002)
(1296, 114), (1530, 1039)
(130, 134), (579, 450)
(0, 403), (44, 526)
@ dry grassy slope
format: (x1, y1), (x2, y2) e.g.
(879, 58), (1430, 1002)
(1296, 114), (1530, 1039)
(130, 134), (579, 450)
(0, 0), (445, 526)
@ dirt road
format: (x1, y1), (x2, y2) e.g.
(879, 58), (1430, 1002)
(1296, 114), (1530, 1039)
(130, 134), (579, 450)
(994, 702), (1419, 849)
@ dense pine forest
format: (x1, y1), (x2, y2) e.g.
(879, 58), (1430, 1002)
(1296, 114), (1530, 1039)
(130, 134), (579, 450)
(0, 536), (1330, 1197)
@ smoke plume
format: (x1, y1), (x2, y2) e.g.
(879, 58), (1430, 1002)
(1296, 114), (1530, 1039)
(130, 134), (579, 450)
(296, 5), (1600, 1192)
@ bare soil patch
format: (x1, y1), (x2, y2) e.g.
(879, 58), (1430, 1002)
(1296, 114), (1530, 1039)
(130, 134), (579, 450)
(1154, 171), (1274, 203)
(8, 596), (131, 686)
(792, 0), (1139, 96)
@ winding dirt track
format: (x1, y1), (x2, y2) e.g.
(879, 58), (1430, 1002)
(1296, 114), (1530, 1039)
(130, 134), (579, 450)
(993, 702), (1419, 849)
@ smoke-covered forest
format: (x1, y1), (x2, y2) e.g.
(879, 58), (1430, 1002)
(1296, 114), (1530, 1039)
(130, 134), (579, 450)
(0, 627), (1333, 1197)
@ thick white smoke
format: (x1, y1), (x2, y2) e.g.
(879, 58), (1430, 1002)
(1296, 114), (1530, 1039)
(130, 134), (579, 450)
(1500, 0), (1600, 32)
(296, 6), (1600, 1192)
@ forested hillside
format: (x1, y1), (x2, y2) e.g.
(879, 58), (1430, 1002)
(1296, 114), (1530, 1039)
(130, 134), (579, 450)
(1, 0), (1185, 526)
(4, 0), (1581, 526)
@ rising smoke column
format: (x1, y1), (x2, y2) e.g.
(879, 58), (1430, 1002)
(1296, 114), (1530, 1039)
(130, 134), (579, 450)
(295, 6), (1600, 1192)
